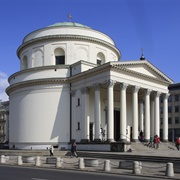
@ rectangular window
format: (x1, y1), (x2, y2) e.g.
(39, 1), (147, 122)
(175, 117), (179, 124)
(77, 98), (80, 106)
(97, 59), (101, 65)
(175, 95), (179, 102)
(77, 122), (80, 130)
(175, 106), (179, 113)
(168, 117), (172, 124)
(160, 118), (163, 125)
(168, 95), (172, 102)
(168, 106), (172, 113)
(56, 56), (65, 65)
(160, 107), (163, 114)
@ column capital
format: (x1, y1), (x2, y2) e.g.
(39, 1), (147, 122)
(70, 90), (76, 97)
(93, 83), (100, 91)
(106, 79), (116, 87)
(163, 93), (169, 99)
(144, 89), (152, 96)
(81, 87), (90, 94)
(154, 91), (161, 98)
(132, 86), (140, 93)
(120, 83), (128, 90)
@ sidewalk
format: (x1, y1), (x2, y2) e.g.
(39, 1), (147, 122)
(0, 149), (179, 179)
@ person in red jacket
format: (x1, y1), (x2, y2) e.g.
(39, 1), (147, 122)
(175, 137), (180, 150)
(154, 135), (160, 149)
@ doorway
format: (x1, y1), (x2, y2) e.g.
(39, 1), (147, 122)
(89, 123), (94, 142)
(114, 110), (120, 141)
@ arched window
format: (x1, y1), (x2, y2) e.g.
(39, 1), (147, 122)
(22, 56), (28, 70)
(54, 48), (65, 65)
(96, 52), (105, 65)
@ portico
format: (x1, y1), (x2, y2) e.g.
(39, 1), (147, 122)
(71, 60), (172, 144)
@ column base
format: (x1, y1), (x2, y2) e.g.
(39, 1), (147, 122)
(119, 139), (127, 143)
(107, 139), (115, 143)
(80, 139), (90, 143)
(94, 139), (101, 143)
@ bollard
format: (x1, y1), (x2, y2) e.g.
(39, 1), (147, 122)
(103, 160), (111, 172)
(133, 161), (141, 174)
(165, 162), (174, 177)
(0, 155), (6, 164)
(78, 158), (85, 169)
(56, 157), (62, 168)
(35, 156), (41, 167)
(17, 156), (23, 165)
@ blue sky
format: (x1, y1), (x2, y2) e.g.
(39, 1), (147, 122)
(0, 0), (180, 101)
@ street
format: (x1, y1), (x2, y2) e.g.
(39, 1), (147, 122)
(0, 165), (157, 180)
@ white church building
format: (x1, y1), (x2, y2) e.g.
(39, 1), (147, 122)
(6, 20), (173, 150)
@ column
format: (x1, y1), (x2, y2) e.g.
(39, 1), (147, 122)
(106, 79), (116, 142)
(150, 95), (155, 137)
(71, 90), (76, 141)
(144, 89), (151, 141)
(154, 91), (161, 137)
(132, 86), (140, 142)
(139, 98), (144, 133)
(163, 93), (169, 142)
(94, 83), (101, 142)
(120, 83), (128, 142)
(80, 87), (90, 143)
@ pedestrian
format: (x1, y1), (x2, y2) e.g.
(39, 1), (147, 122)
(154, 135), (160, 149)
(175, 137), (180, 150)
(71, 140), (78, 158)
(148, 135), (154, 148)
(49, 145), (54, 156)
(139, 130), (144, 142)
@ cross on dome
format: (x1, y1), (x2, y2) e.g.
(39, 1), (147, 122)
(67, 13), (72, 22)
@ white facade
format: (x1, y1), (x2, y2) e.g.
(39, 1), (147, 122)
(6, 22), (173, 150)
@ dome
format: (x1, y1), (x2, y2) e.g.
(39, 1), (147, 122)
(48, 22), (91, 29)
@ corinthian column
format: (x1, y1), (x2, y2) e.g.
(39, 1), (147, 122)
(144, 89), (151, 141)
(94, 83), (101, 142)
(120, 83), (128, 142)
(132, 86), (140, 141)
(163, 93), (169, 142)
(154, 91), (161, 136)
(80, 87), (90, 143)
(106, 79), (116, 142)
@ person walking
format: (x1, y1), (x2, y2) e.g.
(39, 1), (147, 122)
(71, 140), (78, 158)
(175, 137), (180, 150)
(49, 145), (54, 156)
(154, 135), (160, 149)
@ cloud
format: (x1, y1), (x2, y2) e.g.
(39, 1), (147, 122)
(0, 71), (9, 101)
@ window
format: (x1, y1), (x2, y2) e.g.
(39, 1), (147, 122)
(77, 98), (80, 106)
(77, 122), (80, 130)
(160, 107), (163, 114)
(175, 95), (179, 102)
(54, 48), (65, 65)
(97, 59), (101, 65)
(175, 106), (179, 113)
(175, 117), (179, 124)
(160, 118), (163, 125)
(168, 95), (172, 102)
(168, 106), (172, 113)
(56, 56), (65, 65)
(168, 117), (172, 124)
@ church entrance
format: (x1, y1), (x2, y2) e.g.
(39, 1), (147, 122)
(89, 123), (94, 142)
(114, 110), (120, 141)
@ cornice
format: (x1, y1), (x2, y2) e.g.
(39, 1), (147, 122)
(8, 65), (70, 83)
(17, 35), (121, 60)
(6, 78), (68, 95)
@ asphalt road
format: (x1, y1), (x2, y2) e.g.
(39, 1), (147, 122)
(0, 165), (157, 180)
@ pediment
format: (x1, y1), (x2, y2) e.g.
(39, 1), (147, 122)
(111, 60), (173, 83)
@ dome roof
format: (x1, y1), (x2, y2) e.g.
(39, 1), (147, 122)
(48, 22), (91, 29)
